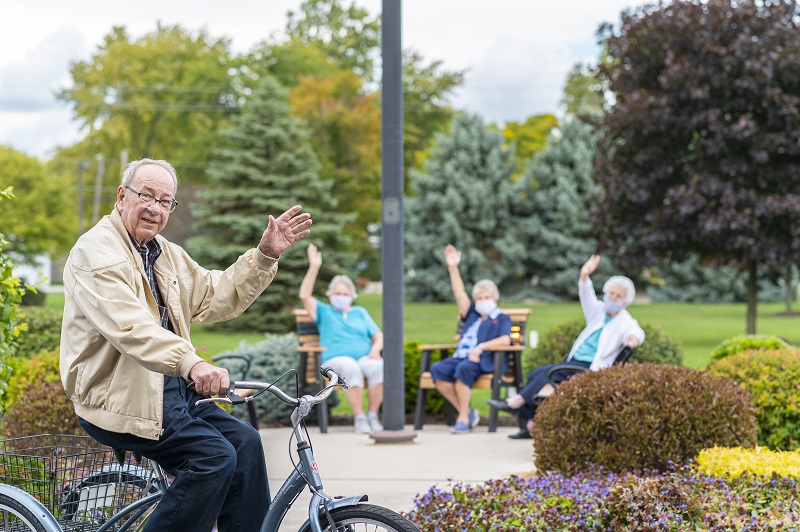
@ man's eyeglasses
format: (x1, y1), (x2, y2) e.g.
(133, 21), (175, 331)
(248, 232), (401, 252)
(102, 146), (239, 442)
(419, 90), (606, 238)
(125, 186), (178, 212)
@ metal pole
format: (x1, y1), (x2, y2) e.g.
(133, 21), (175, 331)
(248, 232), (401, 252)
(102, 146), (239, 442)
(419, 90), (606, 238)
(91, 153), (105, 223)
(77, 161), (89, 236)
(380, 0), (411, 436)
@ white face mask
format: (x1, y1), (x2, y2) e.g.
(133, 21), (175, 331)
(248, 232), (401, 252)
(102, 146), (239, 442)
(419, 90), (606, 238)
(603, 295), (624, 314)
(475, 299), (497, 317)
(330, 294), (353, 312)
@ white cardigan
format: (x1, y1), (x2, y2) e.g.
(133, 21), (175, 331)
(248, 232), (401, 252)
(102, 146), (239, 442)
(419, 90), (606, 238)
(566, 279), (645, 371)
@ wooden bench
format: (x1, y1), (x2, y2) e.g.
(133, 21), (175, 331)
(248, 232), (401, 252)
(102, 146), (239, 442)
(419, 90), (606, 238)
(413, 308), (531, 432)
(293, 309), (332, 433)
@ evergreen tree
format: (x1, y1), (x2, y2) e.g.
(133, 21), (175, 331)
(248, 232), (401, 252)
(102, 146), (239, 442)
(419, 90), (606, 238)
(405, 113), (523, 302)
(514, 118), (603, 300)
(188, 77), (353, 332)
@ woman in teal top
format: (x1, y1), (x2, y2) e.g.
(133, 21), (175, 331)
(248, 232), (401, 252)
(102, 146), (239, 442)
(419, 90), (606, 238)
(299, 244), (384, 434)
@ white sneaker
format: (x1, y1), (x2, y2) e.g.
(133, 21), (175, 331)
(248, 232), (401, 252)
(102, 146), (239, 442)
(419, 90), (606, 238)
(367, 412), (383, 432)
(354, 414), (371, 434)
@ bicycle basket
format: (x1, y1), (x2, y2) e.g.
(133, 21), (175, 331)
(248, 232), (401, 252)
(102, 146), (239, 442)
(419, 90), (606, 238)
(0, 434), (159, 531)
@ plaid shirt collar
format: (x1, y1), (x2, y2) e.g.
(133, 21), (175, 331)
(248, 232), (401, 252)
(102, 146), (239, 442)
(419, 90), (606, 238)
(129, 235), (172, 331)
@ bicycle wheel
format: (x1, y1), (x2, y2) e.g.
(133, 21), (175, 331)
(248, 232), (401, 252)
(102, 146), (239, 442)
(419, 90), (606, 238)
(94, 492), (160, 532)
(300, 503), (420, 532)
(0, 493), (49, 532)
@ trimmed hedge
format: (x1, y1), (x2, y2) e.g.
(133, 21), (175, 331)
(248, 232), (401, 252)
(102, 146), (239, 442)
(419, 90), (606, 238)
(1, 381), (82, 438)
(709, 335), (794, 364)
(15, 306), (62, 359)
(532, 363), (757, 475)
(696, 446), (800, 479)
(523, 319), (683, 372)
(708, 348), (800, 450)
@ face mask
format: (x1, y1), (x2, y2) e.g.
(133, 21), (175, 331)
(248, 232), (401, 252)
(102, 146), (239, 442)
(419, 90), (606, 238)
(603, 295), (624, 314)
(330, 294), (353, 312)
(475, 300), (497, 317)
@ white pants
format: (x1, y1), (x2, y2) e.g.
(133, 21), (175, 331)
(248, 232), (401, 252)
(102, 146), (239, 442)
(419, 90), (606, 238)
(324, 356), (384, 388)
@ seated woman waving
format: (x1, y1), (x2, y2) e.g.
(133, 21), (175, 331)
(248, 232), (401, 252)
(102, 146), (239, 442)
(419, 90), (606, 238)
(430, 244), (512, 434)
(489, 254), (645, 439)
(299, 244), (384, 434)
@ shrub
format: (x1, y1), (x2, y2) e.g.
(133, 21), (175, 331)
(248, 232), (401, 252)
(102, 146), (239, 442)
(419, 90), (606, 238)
(404, 341), (445, 416)
(1, 381), (82, 438)
(708, 348), (800, 450)
(532, 363), (757, 475)
(15, 306), (62, 359)
(709, 335), (793, 364)
(696, 446), (800, 479)
(1, 348), (60, 414)
(523, 319), (683, 372)
(214, 333), (302, 426)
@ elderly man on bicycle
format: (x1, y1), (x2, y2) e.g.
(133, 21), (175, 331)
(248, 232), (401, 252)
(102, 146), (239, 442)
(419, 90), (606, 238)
(60, 157), (312, 532)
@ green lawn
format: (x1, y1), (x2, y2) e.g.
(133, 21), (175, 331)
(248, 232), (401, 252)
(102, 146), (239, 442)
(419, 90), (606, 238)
(44, 290), (799, 418)
(46, 290), (799, 368)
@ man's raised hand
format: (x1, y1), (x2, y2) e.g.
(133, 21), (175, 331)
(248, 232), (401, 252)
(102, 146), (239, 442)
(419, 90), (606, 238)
(258, 205), (312, 258)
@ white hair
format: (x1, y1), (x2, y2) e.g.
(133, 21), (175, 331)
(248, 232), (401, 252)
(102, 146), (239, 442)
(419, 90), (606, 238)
(326, 275), (357, 299)
(121, 158), (178, 194)
(471, 279), (499, 301)
(603, 276), (636, 306)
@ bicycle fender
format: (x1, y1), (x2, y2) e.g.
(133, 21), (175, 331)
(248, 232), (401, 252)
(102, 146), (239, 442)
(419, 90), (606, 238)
(0, 483), (62, 532)
(301, 494), (368, 532)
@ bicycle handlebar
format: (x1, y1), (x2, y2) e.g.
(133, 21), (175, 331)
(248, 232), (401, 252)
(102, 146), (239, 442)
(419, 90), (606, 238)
(193, 366), (346, 409)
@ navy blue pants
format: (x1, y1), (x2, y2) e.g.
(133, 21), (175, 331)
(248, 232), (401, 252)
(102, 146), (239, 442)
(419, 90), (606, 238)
(79, 376), (269, 532)
(517, 360), (591, 422)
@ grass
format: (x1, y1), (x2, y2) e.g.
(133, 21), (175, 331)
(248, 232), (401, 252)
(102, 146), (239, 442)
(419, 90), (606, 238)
(46, 290), (800, 367)
(45, 290), (800, 417)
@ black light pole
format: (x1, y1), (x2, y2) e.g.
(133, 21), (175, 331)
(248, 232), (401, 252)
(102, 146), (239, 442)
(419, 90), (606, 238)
(376, 0), (415, 441)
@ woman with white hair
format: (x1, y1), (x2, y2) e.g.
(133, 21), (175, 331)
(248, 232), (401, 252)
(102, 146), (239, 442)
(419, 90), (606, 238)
(429, 245), (513, 434)
(299, 244), (384, 434)
(489, 254), (645, 439)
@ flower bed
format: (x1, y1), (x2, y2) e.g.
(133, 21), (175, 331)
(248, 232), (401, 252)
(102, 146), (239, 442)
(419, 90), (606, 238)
(405, 463), (799, 531)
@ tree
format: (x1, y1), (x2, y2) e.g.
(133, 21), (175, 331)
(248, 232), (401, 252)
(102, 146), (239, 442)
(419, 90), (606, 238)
(285, 0), (380, 80)
(502, 114), (559, 178)
(402, 50), (465, 187)
(56, 24), (237, 183)
(289, 70), (382, 276)
(595, 0), (800, 333)
(514, 118), (604, 299)
(0, 147), (75, 259)
(561, 63), (605, 118)
(405, 113), (524, 302)
(0, 187), (26, 413)
(187, 77), (353, 332)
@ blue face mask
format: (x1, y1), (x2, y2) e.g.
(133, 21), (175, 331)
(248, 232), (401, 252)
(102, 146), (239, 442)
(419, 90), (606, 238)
(329, 294), (353, 312)
(603, 295), (624, 314)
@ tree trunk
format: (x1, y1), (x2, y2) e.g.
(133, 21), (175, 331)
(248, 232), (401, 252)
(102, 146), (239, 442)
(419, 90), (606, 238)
(786, 265), (794, 314)
(746, 261), (757, 334)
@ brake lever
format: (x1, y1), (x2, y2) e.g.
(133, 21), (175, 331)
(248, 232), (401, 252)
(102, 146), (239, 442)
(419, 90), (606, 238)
(190, 382), (252, 406)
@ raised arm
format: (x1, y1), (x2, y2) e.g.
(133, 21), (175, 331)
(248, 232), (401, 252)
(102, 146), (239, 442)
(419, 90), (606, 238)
(299, 243), (321, 321)
(580, 254), (601, 282)
(444, 245), (471, 317)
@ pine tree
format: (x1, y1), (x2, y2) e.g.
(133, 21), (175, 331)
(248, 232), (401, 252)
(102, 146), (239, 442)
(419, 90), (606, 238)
(405, 113), (523, 302)
(514, 118), (603, 300)
(188, 77), (353, 332)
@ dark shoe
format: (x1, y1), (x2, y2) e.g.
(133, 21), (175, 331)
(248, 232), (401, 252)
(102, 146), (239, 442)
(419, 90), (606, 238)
(487, 398), (517, 414)
(508, 428), (533, 440)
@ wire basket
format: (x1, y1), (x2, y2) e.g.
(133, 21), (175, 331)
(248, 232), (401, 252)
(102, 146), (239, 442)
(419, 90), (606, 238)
(0, 434), (160, 531)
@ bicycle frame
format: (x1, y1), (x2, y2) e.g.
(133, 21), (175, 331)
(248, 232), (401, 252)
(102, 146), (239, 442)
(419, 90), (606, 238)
(212, 373), (368, 532)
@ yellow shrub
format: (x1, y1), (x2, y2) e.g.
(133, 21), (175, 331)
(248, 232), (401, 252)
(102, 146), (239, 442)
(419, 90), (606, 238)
(696, 446), (800, 479)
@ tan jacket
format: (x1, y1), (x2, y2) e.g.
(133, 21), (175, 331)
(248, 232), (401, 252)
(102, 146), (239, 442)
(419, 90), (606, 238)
(60, 209), (278, 440)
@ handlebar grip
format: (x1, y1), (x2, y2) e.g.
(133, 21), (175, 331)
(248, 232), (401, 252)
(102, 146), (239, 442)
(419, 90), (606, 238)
(320, 366), (335, 380)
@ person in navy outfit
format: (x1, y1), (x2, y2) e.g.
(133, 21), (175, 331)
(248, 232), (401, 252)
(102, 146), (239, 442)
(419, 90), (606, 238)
(429, 245), (512, 434)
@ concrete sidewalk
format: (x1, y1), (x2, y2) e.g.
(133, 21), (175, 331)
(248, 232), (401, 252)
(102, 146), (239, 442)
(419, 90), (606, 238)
(259, 423), (535, 530)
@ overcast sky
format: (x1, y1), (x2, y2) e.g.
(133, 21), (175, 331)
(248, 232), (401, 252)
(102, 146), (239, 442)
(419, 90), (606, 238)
(0, 0), (639, 160)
